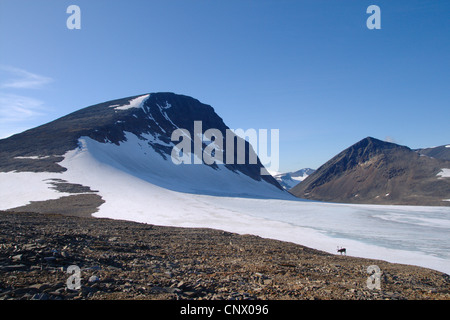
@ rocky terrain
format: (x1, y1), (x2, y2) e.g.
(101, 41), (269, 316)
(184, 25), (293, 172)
(1, 210), (449, 301)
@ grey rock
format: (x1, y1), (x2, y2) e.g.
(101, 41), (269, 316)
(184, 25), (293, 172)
(28, 283), (51, 291)
(12, 254), (23, 262)
(1, 264), (26, 271)
(183, 291), (197, 297)
(43, 256), (56, 262)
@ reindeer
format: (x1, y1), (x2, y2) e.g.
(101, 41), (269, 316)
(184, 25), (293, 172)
(337, 246), (346, 255)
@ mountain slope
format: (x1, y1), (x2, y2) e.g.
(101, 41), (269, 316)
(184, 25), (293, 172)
(0, 92), (288, 204)
(290, 137), (450, 206)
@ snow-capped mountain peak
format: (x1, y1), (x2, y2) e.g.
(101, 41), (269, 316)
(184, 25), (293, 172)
(0, 92), (287, 199)
(271, 168), (315, 190)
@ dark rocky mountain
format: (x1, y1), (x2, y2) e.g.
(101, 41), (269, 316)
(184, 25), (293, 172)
(290, 137), (450, 206)
(0, 92), (282, 190)
(415, 144), (450, 161)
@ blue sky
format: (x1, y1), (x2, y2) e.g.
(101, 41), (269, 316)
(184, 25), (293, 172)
(0, 0), (449, 172)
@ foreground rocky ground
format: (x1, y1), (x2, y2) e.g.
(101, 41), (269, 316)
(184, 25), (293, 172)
(0, 211), (449, 300)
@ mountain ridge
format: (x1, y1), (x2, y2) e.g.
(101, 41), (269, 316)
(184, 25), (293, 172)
(415, 144), (450, 161)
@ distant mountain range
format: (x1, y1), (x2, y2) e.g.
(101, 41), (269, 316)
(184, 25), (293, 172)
(271, 168), (315, 190)
(290, 137), (450, 206)
(415, 144), (450, 161)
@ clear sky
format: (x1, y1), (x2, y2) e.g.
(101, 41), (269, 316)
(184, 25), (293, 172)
(0, 0), (449, 172)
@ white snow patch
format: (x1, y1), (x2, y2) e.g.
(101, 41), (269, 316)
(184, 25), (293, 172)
(291, 176), (307, 182)
(14, 156), (50, 160)
(157, 101), (172, 109)
(445, 145), (450, 148)
(437, 168), (450, 178)
(111, 94), (150, 111)
(144, 132), (173, 147)
(0, 172), (71, 209)
(157, 104), (178, 129)
(267, 169), (282, 176)
(62, 134), (291, 199)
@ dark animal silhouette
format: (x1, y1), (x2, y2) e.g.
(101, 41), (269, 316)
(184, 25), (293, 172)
(337, 247), (346, 255)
